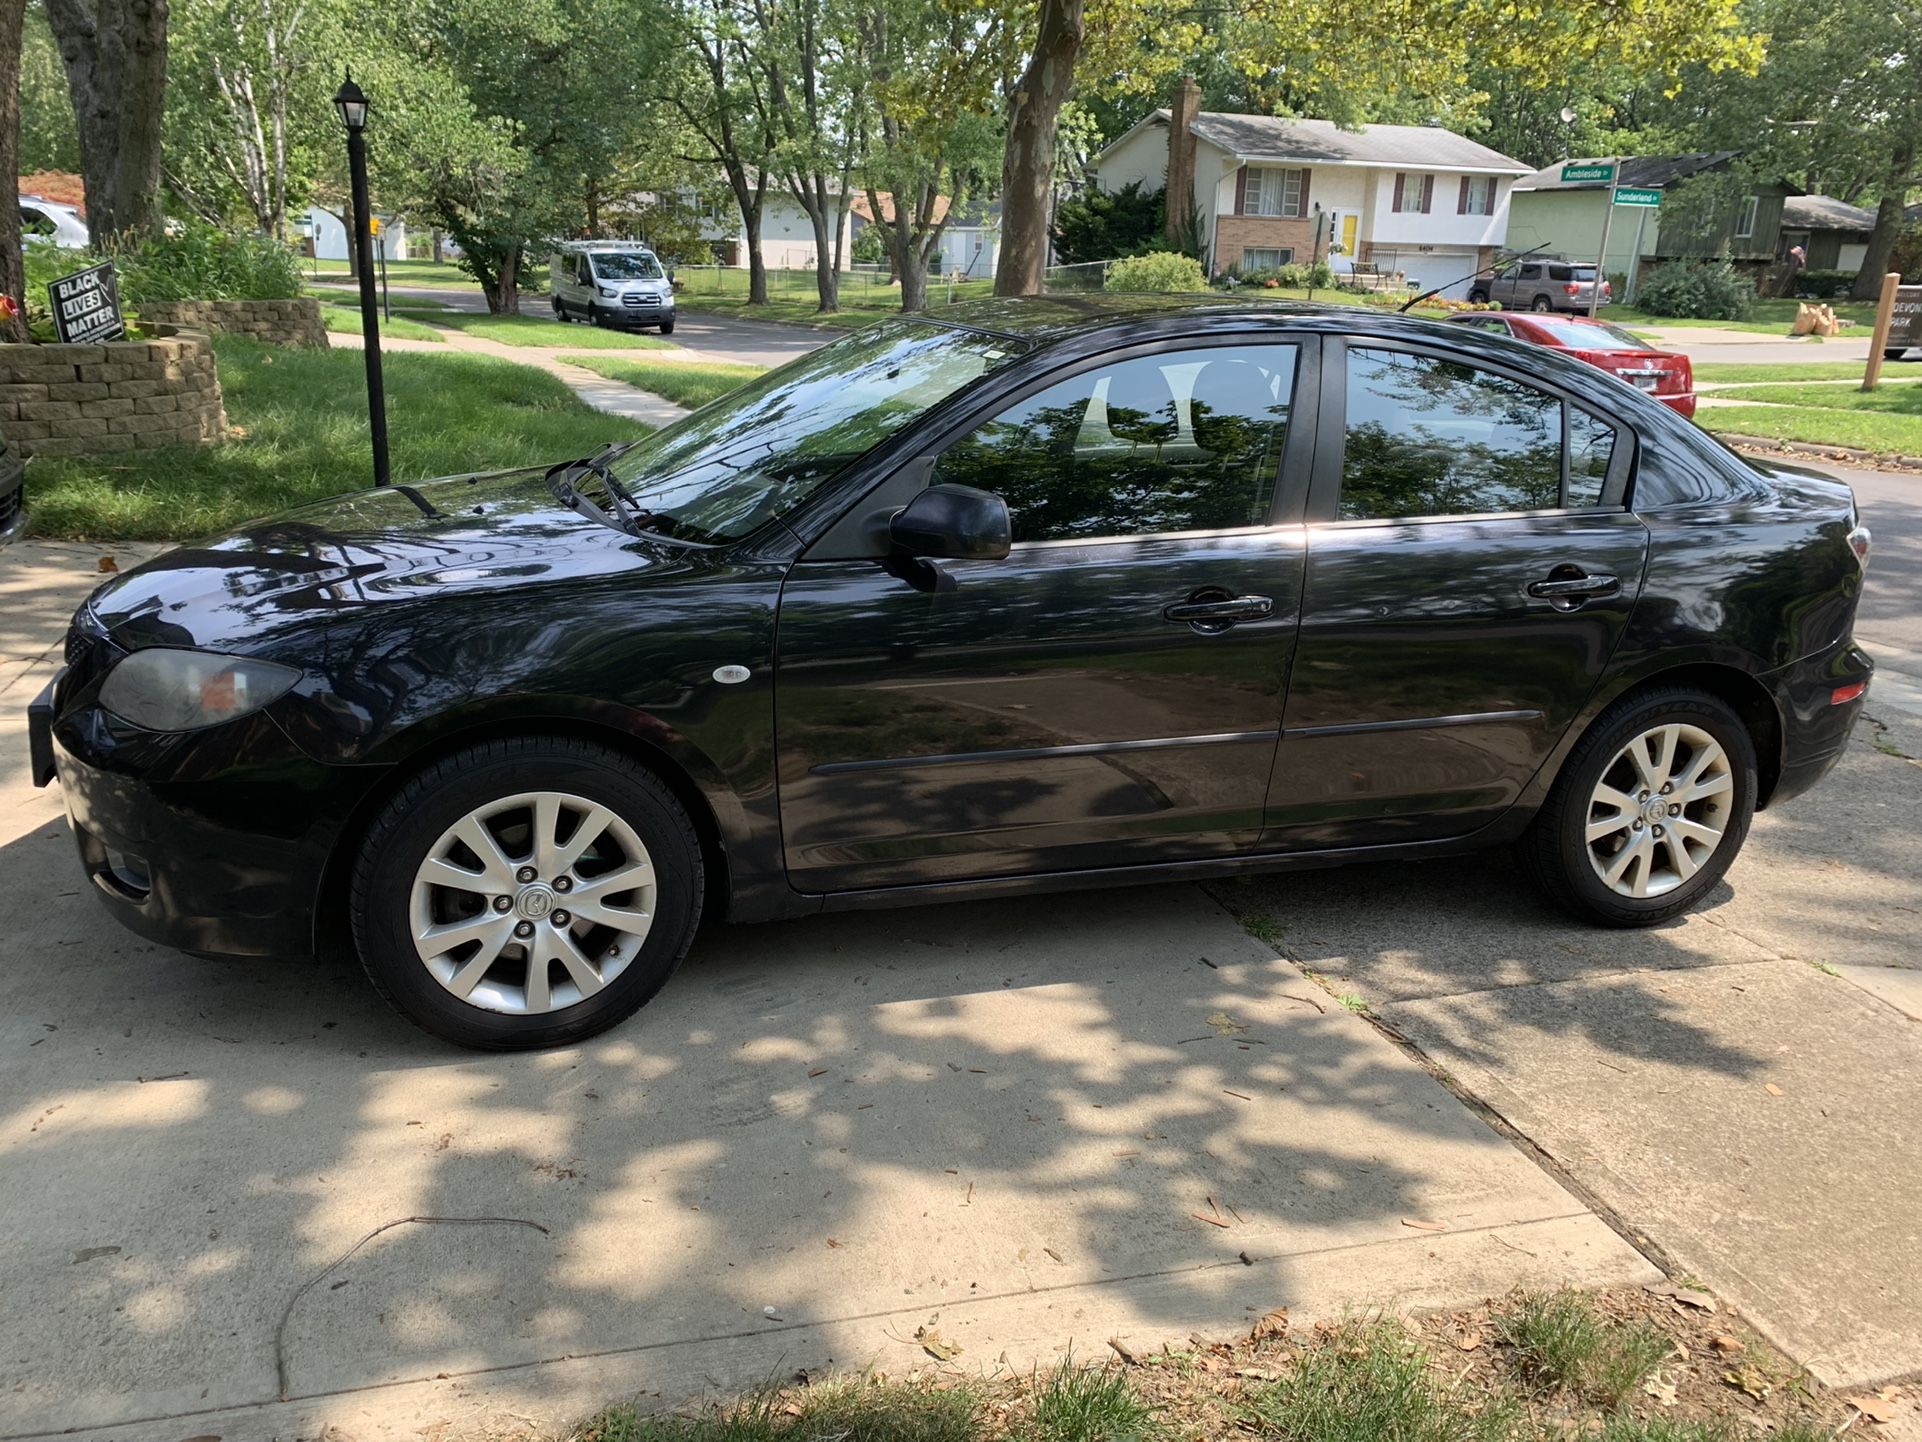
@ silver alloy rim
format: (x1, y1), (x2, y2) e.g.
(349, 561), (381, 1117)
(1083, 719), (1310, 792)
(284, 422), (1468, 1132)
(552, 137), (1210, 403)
(1585, 723), (1733, 900)
(410, 791), (656, 1015)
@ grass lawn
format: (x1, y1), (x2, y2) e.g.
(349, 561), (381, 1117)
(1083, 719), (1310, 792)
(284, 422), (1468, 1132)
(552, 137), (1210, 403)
(26, 337), (647, 541)
(305, 256), (492, 288)
(673, 268), (999, 330)
(1695, 359), (1922, 385)
(317, 301), (446, 343)
(1608, 299), (1882, 335)
(567, 1288), (1845, 1442)
(1698, 377), (1922, 455)
(395, 308), (678, 350)
(562, 354), (767, 409)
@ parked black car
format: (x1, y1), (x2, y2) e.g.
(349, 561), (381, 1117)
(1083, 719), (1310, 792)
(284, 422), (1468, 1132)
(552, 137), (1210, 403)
(30, 297), (1874, 1049)
(0, 429), (24, 543)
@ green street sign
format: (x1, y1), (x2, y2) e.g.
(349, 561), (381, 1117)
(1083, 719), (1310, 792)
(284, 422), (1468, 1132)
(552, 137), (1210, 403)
(1561, 162), (1617, 183)
(1614, 187), (1662, 207)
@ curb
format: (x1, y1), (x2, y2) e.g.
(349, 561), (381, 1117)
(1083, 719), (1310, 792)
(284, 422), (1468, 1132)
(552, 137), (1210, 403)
(1712, 431), (1922, 475)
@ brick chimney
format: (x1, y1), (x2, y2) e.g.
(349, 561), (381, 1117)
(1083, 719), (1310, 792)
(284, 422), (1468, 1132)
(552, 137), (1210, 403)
(1165, 77), (1200, 245)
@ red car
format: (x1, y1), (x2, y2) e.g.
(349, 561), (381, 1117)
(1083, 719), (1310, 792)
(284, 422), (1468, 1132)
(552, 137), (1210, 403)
(1446, 311), (1696, 418)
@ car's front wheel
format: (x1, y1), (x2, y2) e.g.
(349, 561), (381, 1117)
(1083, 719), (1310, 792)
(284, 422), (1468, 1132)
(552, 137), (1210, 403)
(1522, 686), (1758, 927)
(1531, 294), (1555, 312)
(660, 318), (675, 335)
(1466, 287), (1489, 304)
(350, 737), (703, 1049)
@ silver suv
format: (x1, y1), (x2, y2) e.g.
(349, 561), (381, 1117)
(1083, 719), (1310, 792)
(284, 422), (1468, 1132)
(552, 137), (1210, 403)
(1470, 257), (1612, 313)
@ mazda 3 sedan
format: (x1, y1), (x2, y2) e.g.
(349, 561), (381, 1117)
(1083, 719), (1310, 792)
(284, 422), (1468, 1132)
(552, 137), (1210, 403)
(29, 297), (1874, 1049)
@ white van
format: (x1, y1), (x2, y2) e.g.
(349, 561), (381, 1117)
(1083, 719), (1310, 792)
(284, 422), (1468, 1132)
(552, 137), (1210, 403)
(549, 243), (675, 333)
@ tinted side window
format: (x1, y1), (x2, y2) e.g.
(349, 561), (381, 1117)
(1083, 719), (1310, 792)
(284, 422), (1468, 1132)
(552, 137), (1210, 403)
(1518, 264), (1542, 280)
(934, 345), (1298, 543)
(1339, 347), (1564, 520)
(1549, 263), (1572, 280)
(1567, 407), (1617, 506)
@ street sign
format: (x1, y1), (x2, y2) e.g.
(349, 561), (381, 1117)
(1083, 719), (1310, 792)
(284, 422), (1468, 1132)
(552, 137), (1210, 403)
(1892, 285), (1922, 349)
(1614, 187), (1662, 208)
(1561, 162), (1617, 184)
(46, 261), (125, 345)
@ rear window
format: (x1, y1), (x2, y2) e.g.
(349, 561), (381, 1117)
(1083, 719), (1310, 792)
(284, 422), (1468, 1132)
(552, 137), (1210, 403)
(1529, 317), (1651, 351)
(1547, 263), (1598, 281)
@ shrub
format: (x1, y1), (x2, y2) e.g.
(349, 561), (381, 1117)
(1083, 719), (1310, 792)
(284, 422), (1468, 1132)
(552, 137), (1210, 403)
(110, 221), (306, 303)
(1106, 250), (1208, 293)
(1635, 259), (1757, 320)
(1794, 268), (1857, 300)
(1052, 181), (1166, 266)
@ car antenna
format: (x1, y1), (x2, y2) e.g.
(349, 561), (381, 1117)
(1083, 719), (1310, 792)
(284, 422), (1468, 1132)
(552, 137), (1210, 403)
(1398, 242), (1553, 314)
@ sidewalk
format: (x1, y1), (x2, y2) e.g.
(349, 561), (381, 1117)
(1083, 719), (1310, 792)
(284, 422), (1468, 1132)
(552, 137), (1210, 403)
(0, 542), (1655, 1442)
(330, 325), (691, 426)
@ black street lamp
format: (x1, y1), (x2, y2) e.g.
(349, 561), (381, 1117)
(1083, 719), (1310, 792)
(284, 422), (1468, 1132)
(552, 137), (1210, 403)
(334, 74), (389, 487)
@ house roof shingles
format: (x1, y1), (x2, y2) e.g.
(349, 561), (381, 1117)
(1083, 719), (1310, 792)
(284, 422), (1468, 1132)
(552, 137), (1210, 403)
(1131, 110), (1529, 174)
(1512, 152), (1751, 193)
(1781, 194), (1877, 234)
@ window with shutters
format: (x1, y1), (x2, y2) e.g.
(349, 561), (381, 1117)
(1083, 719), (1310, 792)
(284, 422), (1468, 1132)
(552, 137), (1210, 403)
(1244, 167), (1307, 218)
(1392, 173), (1434, 214)
(1459, 175), (1496, 216)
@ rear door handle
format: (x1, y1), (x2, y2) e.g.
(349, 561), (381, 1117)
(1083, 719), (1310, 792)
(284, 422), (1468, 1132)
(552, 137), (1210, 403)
(1163, 593), (1274, 631)
(1527, 569), (1620, 610)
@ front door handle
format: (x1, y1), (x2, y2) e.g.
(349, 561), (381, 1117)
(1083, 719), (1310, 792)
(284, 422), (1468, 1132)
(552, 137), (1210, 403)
(1527, 568), (1620, 610)
(1163, 592), (1274, 633)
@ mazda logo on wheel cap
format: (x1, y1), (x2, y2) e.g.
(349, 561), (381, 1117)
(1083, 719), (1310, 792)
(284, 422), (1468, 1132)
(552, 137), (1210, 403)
(516, 885), (556, 920)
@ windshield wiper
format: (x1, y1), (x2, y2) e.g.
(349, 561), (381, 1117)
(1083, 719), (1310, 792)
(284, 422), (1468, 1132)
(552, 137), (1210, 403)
(548, 442), (647, 535)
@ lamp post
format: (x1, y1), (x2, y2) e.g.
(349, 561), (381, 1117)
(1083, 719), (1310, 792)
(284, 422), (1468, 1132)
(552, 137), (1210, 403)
(334, 75), (389, 487)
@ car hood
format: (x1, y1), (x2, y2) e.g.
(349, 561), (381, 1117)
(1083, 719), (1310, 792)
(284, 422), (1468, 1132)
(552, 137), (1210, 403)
(84, 467), (696, 654)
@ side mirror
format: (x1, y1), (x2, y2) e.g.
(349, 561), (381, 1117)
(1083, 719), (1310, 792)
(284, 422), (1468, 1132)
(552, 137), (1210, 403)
(889, 483), (1011, 562)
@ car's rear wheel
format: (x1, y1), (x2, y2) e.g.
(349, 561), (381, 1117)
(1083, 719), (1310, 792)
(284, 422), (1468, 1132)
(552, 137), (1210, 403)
(1467, 287), (1489, 304)
(350, 736), (703, 1049)
(1521, 686), (1757, 927)
(1531, 294), (1555, 312)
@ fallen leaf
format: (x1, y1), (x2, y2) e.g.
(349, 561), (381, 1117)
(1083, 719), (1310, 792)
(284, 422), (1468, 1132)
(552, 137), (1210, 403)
(1764, 1083), (1785, 1097)
(825, 1238), (842, 1249)
(1401, 1218), (1447, 1233)
(1042, 1247), (1064, 1263)
(915, 1325), (961, 1361)
(1206, 1011), (1249, 1036)
(1107, 1337), (1138, 1364)
(1454, 1329), (1484, 1352)
(1724, 1366), (1772, 1401)
(808, 1068), (828, 1078)
(1251, 1307), (1289, 1340)
(1235, 1367), (1279, 1381)
(71, 1246), (120, 1264)
(1672, 1288), (1717, 1312)
(1849, 1396), (1899, 1424)
(1644, 1373), (1678, 1407)
(1710, 1335), (1744, 1355)
(98, 556), (118, 573)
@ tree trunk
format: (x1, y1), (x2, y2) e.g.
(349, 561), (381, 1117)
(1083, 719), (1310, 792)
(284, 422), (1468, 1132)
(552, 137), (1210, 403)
(994, 0), (1083, 297)
(1852, 158), (1914, 300)
(44, 0), (171, 243)
(585, 181), (600, 238)
(491, 245), (522, 315)
(796, 184), (839, 312)
(898, 250), (927, 312)
(0, 0), (29, 343)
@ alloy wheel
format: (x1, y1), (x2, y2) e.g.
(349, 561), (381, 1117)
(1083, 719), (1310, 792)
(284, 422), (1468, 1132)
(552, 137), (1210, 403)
(409, 790), (656, 1014)
(1584, 723), (1733, 899)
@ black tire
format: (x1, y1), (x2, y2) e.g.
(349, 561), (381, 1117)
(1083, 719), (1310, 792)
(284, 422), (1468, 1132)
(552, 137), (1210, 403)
(660, 318), (675, 335)
(552, 298), (567, 321)
(1520, 686), (1758, 928)
(1466, 287), (1489, 305)
(1530, 294), (1555, 312)
(1887, 349), (1909, 363)
(350, 736), (703, 1050)
(590, 303), (616, 329)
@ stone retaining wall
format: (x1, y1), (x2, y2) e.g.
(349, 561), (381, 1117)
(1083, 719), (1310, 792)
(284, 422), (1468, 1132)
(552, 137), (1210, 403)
(135, 297), (329, 348)
(0, 326), (227, 457)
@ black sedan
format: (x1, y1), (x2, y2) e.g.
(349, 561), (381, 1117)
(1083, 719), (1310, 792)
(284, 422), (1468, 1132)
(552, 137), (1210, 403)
(30, 297), (1874, 1049)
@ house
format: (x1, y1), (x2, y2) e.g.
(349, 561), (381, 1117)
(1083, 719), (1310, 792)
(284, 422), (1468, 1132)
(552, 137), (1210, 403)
(1094, 81), (1531, 295)
(303, 205), (410, 262)
(850, 193), (1001, 278)
(697, 189), (854, 270)
(1506, 154), (1799, 298)
(1778, 195), (1875, 274)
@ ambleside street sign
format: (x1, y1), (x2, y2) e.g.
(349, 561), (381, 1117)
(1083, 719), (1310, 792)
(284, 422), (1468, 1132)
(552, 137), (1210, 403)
(1561, 162), (1617, 184)
(47, 262), (126, 345)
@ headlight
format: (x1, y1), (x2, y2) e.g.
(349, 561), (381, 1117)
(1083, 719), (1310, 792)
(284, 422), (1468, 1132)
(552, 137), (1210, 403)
(98, 649), (301, 732)
(598, 285), (619, 298)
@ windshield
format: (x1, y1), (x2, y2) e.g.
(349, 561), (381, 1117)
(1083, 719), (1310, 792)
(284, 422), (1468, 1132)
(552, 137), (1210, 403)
(589, 252), (665, 281)
(603, 318), (1023, 543)
(1532, 317), (1651, 351)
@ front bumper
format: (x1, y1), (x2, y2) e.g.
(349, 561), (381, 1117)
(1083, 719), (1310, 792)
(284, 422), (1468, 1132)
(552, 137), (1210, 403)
(32, 664), (383, 959)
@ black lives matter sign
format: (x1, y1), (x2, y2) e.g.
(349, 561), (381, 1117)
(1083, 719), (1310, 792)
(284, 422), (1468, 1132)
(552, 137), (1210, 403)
(47, 262), (126, 345)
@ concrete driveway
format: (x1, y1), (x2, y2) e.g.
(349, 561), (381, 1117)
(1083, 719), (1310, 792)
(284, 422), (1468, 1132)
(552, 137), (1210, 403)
(0, 548), (1647, 1440)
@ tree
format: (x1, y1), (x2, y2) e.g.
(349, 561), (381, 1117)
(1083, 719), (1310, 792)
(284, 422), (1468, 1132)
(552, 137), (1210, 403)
(852, 0), (1008, 312)
(44, 0), (172, 241)
(2, 0), (30, 342)
(991, 0), (1764, 296)
(163, 0), (350, 238)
